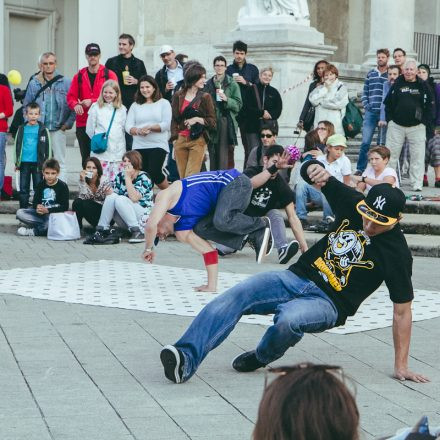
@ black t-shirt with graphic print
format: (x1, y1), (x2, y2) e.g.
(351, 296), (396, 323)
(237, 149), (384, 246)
(243, 166), (294, 216)
(289, 177), (413, 326)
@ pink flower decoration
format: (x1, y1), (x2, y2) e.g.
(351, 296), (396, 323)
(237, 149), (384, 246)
(286, 145), (301, 164)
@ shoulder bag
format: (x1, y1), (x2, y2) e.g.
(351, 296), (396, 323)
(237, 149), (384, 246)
(91, 108), (116, 154)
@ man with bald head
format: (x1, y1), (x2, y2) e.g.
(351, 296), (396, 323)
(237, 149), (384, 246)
(384, 58), (434, 191)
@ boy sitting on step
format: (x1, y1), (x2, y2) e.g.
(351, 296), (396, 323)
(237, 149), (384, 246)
(16, 159), (69, 236)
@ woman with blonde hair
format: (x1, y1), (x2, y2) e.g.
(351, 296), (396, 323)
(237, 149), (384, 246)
(86, 79), (127, 182)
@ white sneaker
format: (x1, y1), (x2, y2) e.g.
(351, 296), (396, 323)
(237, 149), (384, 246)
(17, 227), (35, 237)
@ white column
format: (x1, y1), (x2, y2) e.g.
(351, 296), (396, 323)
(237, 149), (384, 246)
(364, 0), (416, 65)
(77, 0), (120, 68)
(0, 0), (4, 72)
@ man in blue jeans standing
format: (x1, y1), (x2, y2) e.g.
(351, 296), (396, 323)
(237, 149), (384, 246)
(355, 49), (389, 175)
(160, 159), (429, 385)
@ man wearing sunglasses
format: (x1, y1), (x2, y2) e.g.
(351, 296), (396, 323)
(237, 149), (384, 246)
(160, 159), (429, 385)
(23, 52), (75, 182)
(247, 125), (290, 183)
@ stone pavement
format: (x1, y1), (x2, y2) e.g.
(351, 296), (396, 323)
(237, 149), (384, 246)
(0, 229), (439, 440)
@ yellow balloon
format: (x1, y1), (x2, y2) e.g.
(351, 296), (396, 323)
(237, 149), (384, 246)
(7, 69), (22, 86)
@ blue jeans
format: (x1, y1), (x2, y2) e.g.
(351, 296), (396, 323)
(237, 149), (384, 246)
(19, 162), (42, 209)
(356, 110), (386, 172)
(295, 178), (333, 220)
(16, 208), (49, 235)
(0, 132), (6, 191)
(175, 270), (338, 382)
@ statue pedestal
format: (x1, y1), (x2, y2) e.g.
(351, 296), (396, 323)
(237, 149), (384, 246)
(215, 26), (336, 142)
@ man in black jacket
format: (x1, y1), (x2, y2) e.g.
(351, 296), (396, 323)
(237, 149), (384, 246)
(384, 59), (434, 191)
(105, 33), (147, 150)
(226, 40), (259, 168)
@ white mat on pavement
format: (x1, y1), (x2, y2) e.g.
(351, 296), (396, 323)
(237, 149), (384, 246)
(0, 260), (439, 335)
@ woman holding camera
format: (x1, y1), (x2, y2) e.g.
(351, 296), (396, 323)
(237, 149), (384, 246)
(171, 62), (216, 178)
(84, 150), (153, 244)
(72, 156), (111, 229)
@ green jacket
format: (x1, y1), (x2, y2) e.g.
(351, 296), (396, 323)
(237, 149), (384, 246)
(204, 75), (242, 144)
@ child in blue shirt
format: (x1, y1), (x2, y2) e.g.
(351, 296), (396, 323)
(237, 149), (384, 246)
(14, 102), (51, 208)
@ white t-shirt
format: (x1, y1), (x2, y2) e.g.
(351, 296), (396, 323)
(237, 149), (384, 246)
(125, 99), (172, 152)
(362, 165), (399, 190)
(317, 154), (352, 182)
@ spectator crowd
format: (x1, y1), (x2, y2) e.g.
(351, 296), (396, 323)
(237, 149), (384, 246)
(1, 35), (438, 439)
(0, 36), (437, 270)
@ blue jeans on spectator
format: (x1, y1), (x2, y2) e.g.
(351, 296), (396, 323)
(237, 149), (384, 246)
(174, 270), (338, 382)
(19, 162), (42, 209)
(0, 132), (6, 191)
(295, 178), (333, 220)
(16, 208), (49, 235)
(356, 110), (386, 172)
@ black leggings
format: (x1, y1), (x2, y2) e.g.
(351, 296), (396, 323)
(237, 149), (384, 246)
(76, 127), (91, 168)
(72, 198), (103, 228)
(136, 148), (167, 185)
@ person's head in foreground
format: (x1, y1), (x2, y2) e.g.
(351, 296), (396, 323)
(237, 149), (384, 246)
(356, 183), (405, 237)
(253, 363), (359, 440)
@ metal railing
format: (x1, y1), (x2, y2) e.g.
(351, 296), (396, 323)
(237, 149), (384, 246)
(414, 32), (440, 69)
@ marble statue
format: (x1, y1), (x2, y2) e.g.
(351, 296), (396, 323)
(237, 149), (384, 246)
(239, 0), (310, 21)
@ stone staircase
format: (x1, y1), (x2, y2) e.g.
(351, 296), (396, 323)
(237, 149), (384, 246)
(1, 114), (440, 257)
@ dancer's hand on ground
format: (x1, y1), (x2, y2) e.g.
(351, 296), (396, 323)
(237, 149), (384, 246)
(194, 284), (217, 292)
(142, 249), (155, 263)
(394, 367), (430, 383)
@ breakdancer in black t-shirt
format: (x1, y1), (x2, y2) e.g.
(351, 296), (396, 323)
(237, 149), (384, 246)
(160, 160), (430, 385)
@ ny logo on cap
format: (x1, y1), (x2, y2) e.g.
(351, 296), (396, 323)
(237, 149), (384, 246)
(373, 195), (386, 210)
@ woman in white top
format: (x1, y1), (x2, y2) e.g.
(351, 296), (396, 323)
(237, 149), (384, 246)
(353, 145), (399, 192)
(126, 75), (172, 189)
(309, 64), (348, 135)
(86, 80), (127, 182)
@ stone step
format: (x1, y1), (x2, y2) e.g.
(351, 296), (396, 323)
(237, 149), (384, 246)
(2, 212), (440, 257)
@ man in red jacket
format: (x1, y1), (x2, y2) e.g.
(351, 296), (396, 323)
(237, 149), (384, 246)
(67, 43), (117, 166)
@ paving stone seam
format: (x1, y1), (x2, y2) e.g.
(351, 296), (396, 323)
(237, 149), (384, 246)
(0, 321), (56, 439)
(83, 317), (193, 440)
(42, 311), (139, 440)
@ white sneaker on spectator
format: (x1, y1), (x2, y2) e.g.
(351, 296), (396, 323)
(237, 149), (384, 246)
(17, 227), (35, 237)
